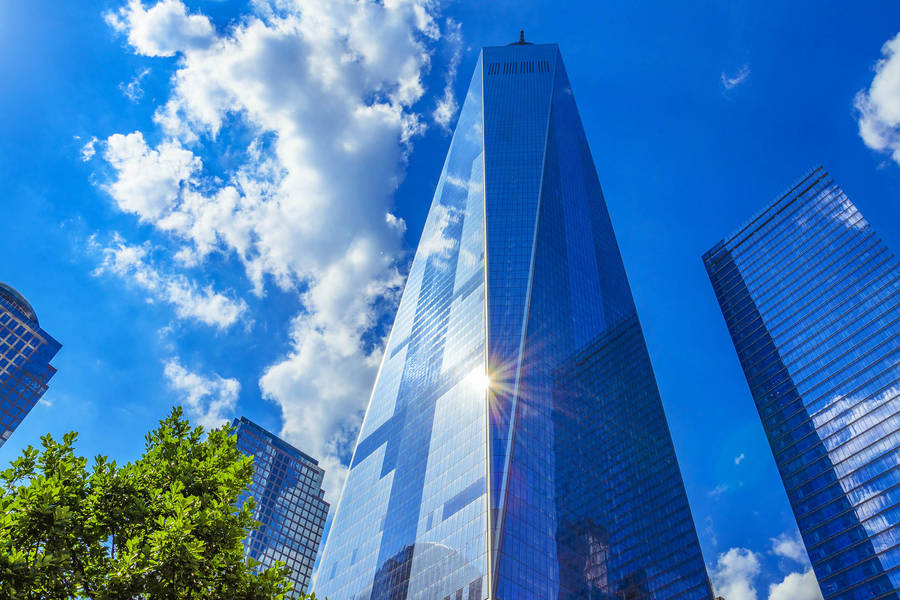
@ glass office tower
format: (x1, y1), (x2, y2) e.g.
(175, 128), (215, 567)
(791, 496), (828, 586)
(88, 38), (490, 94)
(704, 166), (900, 600)
(314, 39), (711, 600)
(233, 417), (330, 595)
(0, 282), (61, 448)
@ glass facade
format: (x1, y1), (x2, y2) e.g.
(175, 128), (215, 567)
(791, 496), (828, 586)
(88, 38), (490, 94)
(704, 166), (900, 600)
(0, 282), (60, 448)
(233, 417), (330, 595)
(314, 41), (711, 600)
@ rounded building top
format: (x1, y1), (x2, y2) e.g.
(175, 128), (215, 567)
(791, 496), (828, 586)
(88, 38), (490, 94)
(0, 282), (38, 323)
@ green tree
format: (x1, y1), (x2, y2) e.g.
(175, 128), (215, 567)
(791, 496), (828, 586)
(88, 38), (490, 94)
(0, 406), (316, 599)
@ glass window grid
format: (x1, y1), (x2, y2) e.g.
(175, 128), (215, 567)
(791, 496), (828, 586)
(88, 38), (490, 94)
(233, 417), (330, 596)
(716, 186), (854, 304)
(709, 167), (832, 265)
(0, 293), (60, 448)
(719, 183), (853, 296)
(722, 226), (881, 343)
(750, 276), (900, 423)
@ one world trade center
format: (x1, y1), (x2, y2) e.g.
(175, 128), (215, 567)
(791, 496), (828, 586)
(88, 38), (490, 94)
(314, 36), (712, 600)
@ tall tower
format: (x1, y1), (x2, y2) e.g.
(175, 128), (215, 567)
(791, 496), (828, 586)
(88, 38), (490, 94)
(314, 39), (711, 600)
(0, 282), (61, 448)
(233, 417), (330, 596)
(704, 166), (900, 600)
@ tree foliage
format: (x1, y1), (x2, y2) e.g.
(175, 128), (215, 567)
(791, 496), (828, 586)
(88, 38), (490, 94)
(0, 407), (313, 599)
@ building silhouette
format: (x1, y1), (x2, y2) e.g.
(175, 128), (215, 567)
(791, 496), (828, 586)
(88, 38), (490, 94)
(0, 282), (61, 448)
(233, 417), (329, 595)
(314, 37), (712, 600)
(704, 166), (900, 599)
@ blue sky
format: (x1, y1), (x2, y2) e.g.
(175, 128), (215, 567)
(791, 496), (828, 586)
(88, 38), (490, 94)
(3, 1), (900, 598)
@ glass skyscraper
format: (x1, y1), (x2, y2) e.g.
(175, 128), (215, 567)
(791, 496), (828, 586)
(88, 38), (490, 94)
(704, 166), (900, 600)
(314, 39), (711, 600)
(0, 281), (61, 448)
(233, 417), (330, 595)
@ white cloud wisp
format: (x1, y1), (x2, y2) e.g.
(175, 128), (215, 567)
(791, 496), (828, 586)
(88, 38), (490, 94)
(121, 67), (152, 102)
(93, 236), (248, 330)
(771, 532), (808, 565)
(721, 64), (750, 91)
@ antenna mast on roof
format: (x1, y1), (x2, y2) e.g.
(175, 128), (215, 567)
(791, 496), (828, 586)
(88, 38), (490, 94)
(508, 29), (532, 46)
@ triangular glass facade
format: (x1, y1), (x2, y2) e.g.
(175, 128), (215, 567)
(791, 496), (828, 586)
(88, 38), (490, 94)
(314, 43), (711, 600)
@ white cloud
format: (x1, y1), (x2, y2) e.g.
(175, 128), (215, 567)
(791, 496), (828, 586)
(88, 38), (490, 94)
(432, 18), (462, 130)
(735, 452), (746, 465)
(81, 136), (99, 161)
(768, 569), (823, 600)
(710, 547), (761, 600)
(721, 64), (750, 91)
(103, 131), (200, 221)
(120, 67), (152, 102)
(856, 32), (900, 165)
(710, 526), (822, 600)
(93, 236), (248, 330)
(97, 0), (456, 499)
(105, 0), (215, 57)
(709, 482), (730, 498)
(771, 531), (808, 564)
(711, 536), (821, 600)
(259, 238), (405, 499)
(164, 359), (239, 429)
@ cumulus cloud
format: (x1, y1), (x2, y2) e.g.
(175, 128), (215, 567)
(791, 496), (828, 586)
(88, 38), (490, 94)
(93, 236), (248, 329)
(856, 32), (900, 165)
(105, 0), (215, 57)
(711, 537), (821, 600)
(164, 359), (240, 429)
(96, 0), (458, 499)
(771, 531), (808, 564)
(768, 569), (823, 600)
(721, 64), (750, 91)
(710, 547), (761, 600)
(103, 131), (200, 221)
